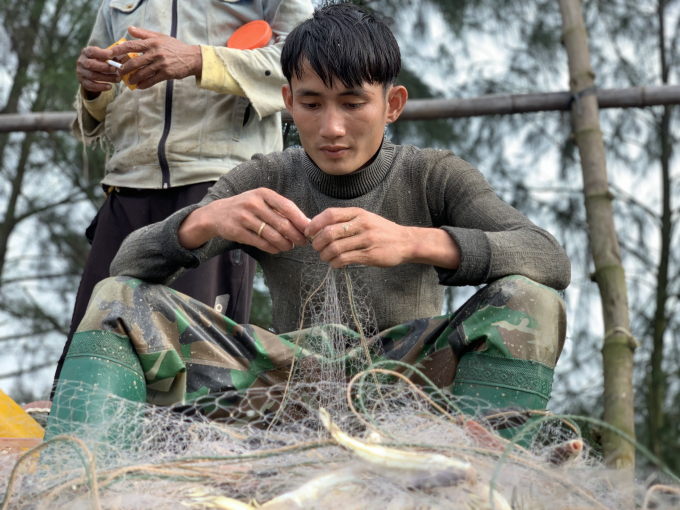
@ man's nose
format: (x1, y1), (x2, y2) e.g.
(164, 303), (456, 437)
(318, 107), (346, 139)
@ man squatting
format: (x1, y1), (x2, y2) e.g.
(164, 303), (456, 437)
(47, 4), (571, 436)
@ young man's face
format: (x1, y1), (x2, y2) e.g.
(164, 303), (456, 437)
(282, 66), (407, 176)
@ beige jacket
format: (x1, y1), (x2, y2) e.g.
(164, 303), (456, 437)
(73, 0), (313, 189)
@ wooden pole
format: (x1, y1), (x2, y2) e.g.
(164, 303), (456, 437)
(0, 112), (76, 133)
(2, 85), (680, 132)
(558, 0), (636, 469)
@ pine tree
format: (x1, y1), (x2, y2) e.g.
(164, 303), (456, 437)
(0, 0), (106, 396)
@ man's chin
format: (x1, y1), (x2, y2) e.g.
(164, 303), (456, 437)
(314, 154), (358, 176)
(318, 163), (357, 176)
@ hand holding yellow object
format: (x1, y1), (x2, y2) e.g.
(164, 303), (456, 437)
(106, 37), (141, 91)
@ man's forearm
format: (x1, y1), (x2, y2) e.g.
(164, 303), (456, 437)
(405, 227), (460, 270)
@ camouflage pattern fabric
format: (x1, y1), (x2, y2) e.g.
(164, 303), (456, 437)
(75, 275), (566, 417)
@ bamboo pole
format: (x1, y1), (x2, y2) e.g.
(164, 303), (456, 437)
(2, 85), (680, 132)
(0, 112), (76, 133)
(558, 0), (636, 469)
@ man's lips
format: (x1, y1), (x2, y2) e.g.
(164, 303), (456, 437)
(319, 146), (349, 159)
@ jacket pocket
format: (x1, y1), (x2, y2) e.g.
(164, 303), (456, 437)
(109, 0), (146, 42)
(110, 0), (144, 13)
(105, 85), (141, 167)
(231, 96), (251, 142)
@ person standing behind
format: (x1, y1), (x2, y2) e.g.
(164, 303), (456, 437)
(53, 0), (313, 393)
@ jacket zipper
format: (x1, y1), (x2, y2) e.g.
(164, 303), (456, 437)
(157, 0), (178, 188)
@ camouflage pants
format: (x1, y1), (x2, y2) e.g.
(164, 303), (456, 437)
(72, 275), (566, 417)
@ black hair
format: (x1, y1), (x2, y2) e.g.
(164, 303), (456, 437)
(281, 3), (401, 90)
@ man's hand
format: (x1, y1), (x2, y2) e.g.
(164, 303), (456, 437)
(109, 26), (202, 90)
(305, 208), (461, 270)
(178, 189), (310, 254)
(77, 46), (120, 96)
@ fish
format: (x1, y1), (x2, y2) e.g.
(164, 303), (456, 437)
(467, 485), (513, 510)
(261, 470), (359, 508)
(547, 439), (583, 466)
(319, 407), (475, 480)
(464, 419), (507, 452)
(182, 489), (254, 510)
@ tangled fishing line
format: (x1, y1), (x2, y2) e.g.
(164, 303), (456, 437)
(1, 262), (679, 509)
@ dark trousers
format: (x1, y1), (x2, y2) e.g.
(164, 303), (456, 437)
(52, 183), (256, 394)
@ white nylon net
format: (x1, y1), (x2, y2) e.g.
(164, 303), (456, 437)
(3, 381), (678, 509)
(2, 263), (678, 509)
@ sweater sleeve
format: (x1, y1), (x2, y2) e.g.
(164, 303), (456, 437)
(109, 153), (286, 283)
(429, 154), (571, 290)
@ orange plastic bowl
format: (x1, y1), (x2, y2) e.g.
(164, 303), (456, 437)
(227, 20), (273, 50)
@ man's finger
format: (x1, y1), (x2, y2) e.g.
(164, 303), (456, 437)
(243, 214), (293, 252)
(327, 249), (366, 269)
(80, 79), (114, 92)
(318, 235), (366, 263)
(82, 58), (118, 74)
(119, 52), (156, 75)
(256, 207), (307, 246)
(260, 190), (310, 236)
(312, 220), (361, 252)
(79, 69), (121, 83)
(125, 60), (158, 84)
(108, 26), (164, 58)
(306, 208), (360, 238)
(128, 25), (164, 40)
(83, 46), (113, 60)
(243, 229), (282, 255)
(257, 223), (295, 252)
(136, 70), (173, 90)
(109, 39), (153, 59)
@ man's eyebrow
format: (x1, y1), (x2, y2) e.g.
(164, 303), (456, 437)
(338, 88), (369, 97)
(295, 88), (370, 98)
(296, 88), (322, 97)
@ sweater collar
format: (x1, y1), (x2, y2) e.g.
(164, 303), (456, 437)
(303, 139), (395, 199)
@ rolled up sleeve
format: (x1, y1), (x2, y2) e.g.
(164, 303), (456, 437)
(196, 0), (313, 119)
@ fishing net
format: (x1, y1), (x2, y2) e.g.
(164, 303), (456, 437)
(3, 380), (679, 510)
(2, 263), (679, 509)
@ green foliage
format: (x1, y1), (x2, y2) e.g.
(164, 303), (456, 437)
(367, 0), (680, 475)
(249, 264), (274, 331)
(282, 122), (301, 149)
(0, 0), (105, 394)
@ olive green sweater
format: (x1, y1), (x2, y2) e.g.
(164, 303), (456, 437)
(111, 140), (571, 333)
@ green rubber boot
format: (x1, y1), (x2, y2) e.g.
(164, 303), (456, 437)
(452, 352), (554, 446)
(45, 330), (146, 444)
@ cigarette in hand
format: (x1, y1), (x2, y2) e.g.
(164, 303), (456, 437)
(107, 60), (123, 69)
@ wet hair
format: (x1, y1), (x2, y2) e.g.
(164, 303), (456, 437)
(281, 3), (401, 90)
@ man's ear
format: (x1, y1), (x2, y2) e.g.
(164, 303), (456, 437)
(385, 85), (408, 124)
(282, 84), (294, 115)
